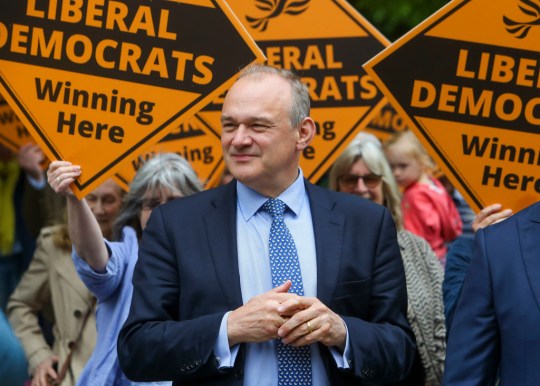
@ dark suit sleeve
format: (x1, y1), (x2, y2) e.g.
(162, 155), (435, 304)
(442, 229), (499, 386)
(337, 209), (416, 383)
(442, 235), (474, 333)
(117, 205), (227, 383)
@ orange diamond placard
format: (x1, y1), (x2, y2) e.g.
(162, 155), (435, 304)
(365, 0), (540, 213)
(0, 0), (264, 198)
(114, 113), (224, 191)
(198, 0), (389, 183)
(364, 102), (409, 142)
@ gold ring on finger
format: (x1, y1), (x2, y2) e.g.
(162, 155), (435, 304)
(306, 320), (313, 334)
(57, 176), (61, 183)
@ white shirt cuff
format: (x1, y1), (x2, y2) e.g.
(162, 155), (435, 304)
(214, 311), (239, 369)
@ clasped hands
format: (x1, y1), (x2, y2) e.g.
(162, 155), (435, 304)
(227, 280), (346, 352)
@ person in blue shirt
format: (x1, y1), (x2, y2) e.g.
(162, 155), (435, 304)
(46, 153), (202, 386)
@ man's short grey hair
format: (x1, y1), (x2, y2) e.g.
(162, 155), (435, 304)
(237, 63), (311, 128)
(113, 152), (203, 239)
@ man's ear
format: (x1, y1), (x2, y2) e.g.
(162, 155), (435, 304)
(296, 117), (316, 151)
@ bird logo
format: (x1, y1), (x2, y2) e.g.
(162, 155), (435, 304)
(245, 0), (311, 32)
(503, 0), (540, 38)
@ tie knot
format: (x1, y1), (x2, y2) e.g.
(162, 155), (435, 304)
(261, 198), (286, 219)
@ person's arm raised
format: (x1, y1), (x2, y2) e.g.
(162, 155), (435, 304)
(47, 160), (109, 272)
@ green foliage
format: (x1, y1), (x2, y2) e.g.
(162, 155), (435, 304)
(349, 0), (449, 41)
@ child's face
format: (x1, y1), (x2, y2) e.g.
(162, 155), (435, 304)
(385, 145), (423, 189)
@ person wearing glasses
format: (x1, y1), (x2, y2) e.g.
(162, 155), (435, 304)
(46, 153), (202, 386)
(329, 138), (446, 386)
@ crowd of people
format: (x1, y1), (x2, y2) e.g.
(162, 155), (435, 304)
(1, 63), (528, 386)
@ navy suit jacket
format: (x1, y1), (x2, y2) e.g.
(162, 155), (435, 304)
(443, 201), (540, 385)
(118, 180), (415, 385)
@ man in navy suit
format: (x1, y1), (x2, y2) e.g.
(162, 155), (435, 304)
(118, 64), (415, 385)
(443, 200), (540, 385)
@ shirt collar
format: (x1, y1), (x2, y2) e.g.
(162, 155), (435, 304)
(237, 169), (306, 221)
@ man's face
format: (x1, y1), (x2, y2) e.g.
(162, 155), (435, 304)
(221, 75), (301, 196)
(86, 179), (123, 239)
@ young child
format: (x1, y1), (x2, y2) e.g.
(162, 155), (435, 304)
(384, 130), (461, 264)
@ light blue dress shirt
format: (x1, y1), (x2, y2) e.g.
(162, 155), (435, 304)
(214, 170), (350, 386)
(73, 226), (171, 386)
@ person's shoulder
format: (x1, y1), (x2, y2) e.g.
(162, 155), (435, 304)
(398, 229), (427, 248)
(163, 183), (233, 214)
(36, 224), (66, 252)
(399, 230), (432, 255)
(484, 200), (540, 235)
(38, 224), (63, 239)
(516, 200), (540, 221)
(399, 230), (442, 263)
(120, 225), (138, 240)
(406, 180), (440, 199)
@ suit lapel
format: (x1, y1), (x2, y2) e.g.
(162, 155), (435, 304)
(203, 183), (243, 310)
(306, 182), (345, 306)
(519, 202), (540, 311)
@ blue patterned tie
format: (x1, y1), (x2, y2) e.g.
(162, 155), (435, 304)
(261, 198), (312, 386)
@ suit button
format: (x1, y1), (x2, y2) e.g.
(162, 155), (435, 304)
(68, 341), (76, 349)
(234, 369), (243, 379)
(73, 310), (82, 318)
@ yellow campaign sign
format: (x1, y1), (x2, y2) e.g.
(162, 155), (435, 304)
(113, 114), (224, 191)
(365, 0), (540, 213)
(364, 101), (409, 142)
(0, 94), (34, 152)
(0, 0), (264, 198)
(198, 0), (389, 183)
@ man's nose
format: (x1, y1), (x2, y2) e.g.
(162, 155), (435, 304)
(231, 125), (252, 147)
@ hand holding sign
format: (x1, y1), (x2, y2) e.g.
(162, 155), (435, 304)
(0, 0), (264, 198)
(47, 160), (81, 197)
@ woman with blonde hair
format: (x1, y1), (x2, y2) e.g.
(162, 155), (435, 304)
(329, 138), (446, 386)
